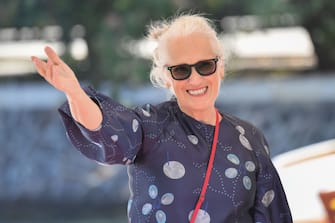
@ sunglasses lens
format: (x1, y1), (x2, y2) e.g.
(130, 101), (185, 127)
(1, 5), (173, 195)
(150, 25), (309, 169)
(171, 65), (191, 80)
(196, 60), (217, 76)
(168, 58), (218, 80)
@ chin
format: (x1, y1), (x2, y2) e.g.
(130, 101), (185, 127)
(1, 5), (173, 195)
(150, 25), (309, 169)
(188, 103), (212, 111)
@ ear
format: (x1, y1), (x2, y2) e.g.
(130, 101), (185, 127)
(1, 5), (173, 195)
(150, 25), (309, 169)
(218, 59), (225, 79)
(220, 70), (225, 79)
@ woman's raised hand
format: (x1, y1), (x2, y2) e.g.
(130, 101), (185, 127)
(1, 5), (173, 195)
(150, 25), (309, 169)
(31, 46), (81, 96)
(32, 46), (103, 130)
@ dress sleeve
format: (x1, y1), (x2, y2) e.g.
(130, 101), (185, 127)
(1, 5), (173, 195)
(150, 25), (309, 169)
(253, 134), (293, 223)
(58, 85), (143, 165)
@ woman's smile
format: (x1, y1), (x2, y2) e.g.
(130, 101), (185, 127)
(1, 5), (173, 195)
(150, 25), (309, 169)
(186, 86), (208, 96)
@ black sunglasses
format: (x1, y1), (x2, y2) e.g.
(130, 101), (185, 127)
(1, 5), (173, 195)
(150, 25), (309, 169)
(167, 57), (219, 80)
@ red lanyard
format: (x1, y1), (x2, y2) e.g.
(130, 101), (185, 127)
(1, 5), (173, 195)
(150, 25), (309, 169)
(190, 109), (220, 223)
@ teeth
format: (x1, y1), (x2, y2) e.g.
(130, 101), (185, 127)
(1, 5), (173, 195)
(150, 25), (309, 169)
(188, 87), (207, 96)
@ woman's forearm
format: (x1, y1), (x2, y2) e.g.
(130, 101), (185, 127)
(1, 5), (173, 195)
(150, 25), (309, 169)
(31, 46), (102, 130)
(66, 88), (103, 131)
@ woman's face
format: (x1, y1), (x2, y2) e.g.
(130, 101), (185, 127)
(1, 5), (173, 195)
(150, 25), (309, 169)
(161, 32), (224, 115)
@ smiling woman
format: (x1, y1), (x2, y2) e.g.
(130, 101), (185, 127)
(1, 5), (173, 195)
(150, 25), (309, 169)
(31, 13), (293, 223)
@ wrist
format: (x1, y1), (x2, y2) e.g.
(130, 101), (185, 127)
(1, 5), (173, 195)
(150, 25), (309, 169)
(65, 87), (86, 102)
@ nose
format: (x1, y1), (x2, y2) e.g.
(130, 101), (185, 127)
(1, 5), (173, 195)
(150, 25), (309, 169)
(187, 67), (203, 84)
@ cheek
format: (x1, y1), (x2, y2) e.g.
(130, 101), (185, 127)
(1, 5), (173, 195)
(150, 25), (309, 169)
(171, 79), (189, 97)
(171, 80), (183, 93)
(164, 73), (179, 95)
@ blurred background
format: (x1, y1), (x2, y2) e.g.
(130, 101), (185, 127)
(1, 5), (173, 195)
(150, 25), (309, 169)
(0, 0), (334, 223)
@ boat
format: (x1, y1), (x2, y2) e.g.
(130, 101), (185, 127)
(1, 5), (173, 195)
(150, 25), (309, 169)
(272, 139), (335, 223)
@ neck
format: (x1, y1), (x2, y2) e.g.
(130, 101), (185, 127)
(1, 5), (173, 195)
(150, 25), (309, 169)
(180, 107), (220, 126)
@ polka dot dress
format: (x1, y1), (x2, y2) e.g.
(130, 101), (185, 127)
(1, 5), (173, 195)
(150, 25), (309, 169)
(58, 86), (292, 223)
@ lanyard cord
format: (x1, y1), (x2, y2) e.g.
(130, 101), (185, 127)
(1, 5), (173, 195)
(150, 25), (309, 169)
(190, 109), (220, 223)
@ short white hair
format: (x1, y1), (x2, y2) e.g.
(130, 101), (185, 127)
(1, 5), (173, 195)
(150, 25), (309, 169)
(146, 13), (224, 89)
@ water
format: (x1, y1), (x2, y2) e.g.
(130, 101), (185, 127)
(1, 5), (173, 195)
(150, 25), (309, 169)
(2, 218), (126, 223)
(0, 204), (128, 223)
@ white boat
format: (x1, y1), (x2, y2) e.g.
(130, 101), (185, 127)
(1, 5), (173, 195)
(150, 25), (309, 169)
(272, 139), (335, 223)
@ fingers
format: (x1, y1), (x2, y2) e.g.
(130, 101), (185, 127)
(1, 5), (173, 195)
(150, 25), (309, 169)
(31, 55), (55, 83)
(32, 46), (72, 87)
(45, 59), (53, 82)
(31, 56), (47, 76)
(44, 46), (63, 66)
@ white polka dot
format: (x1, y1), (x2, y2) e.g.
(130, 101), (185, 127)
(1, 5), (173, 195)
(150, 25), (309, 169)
(161, 193), (174, 205)
(239, 134), (253, 150)
(111, 134), (118, 142)
(225, 168), (238, 178)
(142, 203), (152, 215)
(163, 161), (185, 180)
(245, 161), (256, 172)
(142, 108), (151, 117)
(262, 190), (275, 207)
(188, 209), (211, 223)
(132, 119), (139, 132)
(243, 176), (252, 190)
(188, 135), (199, 145)
(155, 210), (167, 223)
(235, 125), (245, 134)
(227, 154), (240, 165)
(148, 185), (158, 199)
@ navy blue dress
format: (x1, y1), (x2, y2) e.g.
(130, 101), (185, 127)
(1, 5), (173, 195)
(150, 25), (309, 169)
(58, 86), (292, 223)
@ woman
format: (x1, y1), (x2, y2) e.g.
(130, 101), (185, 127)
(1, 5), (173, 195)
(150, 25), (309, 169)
(31, 14), (292, 223)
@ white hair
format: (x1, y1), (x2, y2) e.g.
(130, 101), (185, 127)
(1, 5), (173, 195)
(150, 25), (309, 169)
(146, 13), (224, 89)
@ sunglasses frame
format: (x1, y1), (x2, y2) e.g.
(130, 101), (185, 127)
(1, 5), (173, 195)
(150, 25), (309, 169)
(167, 57), (219, 80)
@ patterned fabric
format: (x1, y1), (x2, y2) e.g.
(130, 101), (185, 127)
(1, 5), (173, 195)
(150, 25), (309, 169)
(58, 86), (292, 223)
